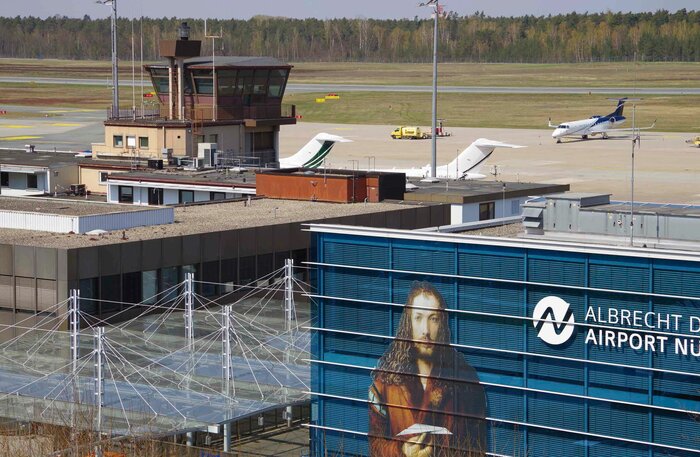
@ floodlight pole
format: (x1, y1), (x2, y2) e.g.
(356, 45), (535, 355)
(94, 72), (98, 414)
(418, 1), (440, 178)
(98, 0), (119, 119)
(630, 104), (637, 247)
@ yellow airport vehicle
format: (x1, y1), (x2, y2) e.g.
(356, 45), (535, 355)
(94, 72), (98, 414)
(685, 136), (700, 147)
(391, 126), (429, 140)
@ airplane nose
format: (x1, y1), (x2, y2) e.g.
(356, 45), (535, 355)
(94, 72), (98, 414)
(552, 129), (561, 138)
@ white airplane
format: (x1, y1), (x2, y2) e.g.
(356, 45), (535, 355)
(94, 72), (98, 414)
(548, 98), (655, 143)
(279, 133), (352, 168)
(381, 138), (525, 180)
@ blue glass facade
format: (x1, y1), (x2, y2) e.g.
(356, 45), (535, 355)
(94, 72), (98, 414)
(309, 227), (700, 457)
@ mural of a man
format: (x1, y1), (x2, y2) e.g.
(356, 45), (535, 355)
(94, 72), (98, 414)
(368, 281), (487, 457)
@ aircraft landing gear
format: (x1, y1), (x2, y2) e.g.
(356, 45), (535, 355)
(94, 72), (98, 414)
(602, 133), (609, 139)
(556, 138), (562, 144)
(582, 135), (588, 140)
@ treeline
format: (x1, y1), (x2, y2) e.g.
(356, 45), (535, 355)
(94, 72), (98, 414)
(1, 10), (700, 63)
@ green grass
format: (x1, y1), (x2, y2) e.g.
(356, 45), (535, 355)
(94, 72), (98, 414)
(2, 58), (700, 88)
(287, 92), (693, 131)
(290, 61), (700, 88)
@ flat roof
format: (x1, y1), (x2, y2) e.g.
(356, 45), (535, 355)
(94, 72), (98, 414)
(147, 56), (291, 70)
(0, 198), (430, 248)
(108, 169), (258, 188)
(0, 196), (155, 216)
(588, 201), (700, 218)
(0, 149), (132, 169)
(403, 180), (570, 204)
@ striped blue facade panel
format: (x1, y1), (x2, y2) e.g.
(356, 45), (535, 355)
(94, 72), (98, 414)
(588, 400), (649, 441)
(393, 241), (455, 274)
(653, 449), (698, 457)
(326, 299), (388, 336)
(589, 440), (649, 457)
(457, 279), (522, 316)
(528, 391), (585, 431)
(324, 269), (390, 303)
(528, 256), (585, 286)
(652, 371), (700, 410)
(528, 357), (584, 393)
(458, 314), (523, 352)
(653, 410), (700, 449)
(486, 386), (524, 422)
(323, 240), (389, 269)
(589, 259), (650, 292)
(323, 397), (369, 435)
(528, 429), (585, 457)
(653, 267), (700, 297)
(322, 364), (373, 401)
(461, 349), (523, 380)
(588, 364), (649, 400)
(458, 251), (524, 280)
(324, 333), (387, 358)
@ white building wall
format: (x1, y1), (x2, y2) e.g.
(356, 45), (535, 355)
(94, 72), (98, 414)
(451, 197), (525, 224)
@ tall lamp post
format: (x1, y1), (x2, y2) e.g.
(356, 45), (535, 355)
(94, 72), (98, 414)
(97, 0), (119, 119)
(419, 0), (440, 179)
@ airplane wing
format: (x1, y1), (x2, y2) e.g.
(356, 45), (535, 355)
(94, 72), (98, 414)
(606, 120), (657, 133)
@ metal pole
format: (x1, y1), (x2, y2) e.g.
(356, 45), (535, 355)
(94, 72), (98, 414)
(70, 289), (80, 379)
(94, 326), (105, 457)
(223, 422), (232, 452)
(284, 259), (294, 334)
(221, 303), (233, 453)
(213, 37), (217, 121)
(69, 289), (80, 437)
(184, 272), (194, 345)
(630, 105), (636, 247)
(430, 1), (439, 178)
(222, 304), (234, 397)
(110, 0), (119, 119)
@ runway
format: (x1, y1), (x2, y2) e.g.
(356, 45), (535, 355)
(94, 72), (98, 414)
(0, 105), (697, 205)
(1, 76), (699, 95)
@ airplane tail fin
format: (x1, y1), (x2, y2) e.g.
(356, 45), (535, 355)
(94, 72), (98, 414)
(442, 138), (525, 179)
(611, 98), (628, 117)
(279, 133), (352, 169)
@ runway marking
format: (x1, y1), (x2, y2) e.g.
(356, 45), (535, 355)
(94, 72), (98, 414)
(0, 135), (41, 141)
(50, 123), (82, 127)
(0, 124), (32, 129)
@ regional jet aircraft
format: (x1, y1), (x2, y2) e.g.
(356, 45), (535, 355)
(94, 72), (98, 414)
(279, 133), (352, 168)
(381, 138), (525, 180)
(548, 98), (655, 143)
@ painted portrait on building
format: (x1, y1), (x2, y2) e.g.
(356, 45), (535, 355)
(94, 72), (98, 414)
(368, 281), (487, 457)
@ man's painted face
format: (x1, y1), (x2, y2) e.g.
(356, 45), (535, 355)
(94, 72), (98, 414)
(410, 292), (442, 357)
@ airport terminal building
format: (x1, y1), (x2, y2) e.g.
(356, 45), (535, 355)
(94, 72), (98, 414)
(308, 193), (700, 456)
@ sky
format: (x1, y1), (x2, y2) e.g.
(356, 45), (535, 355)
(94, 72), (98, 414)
(0, 0), (696, 20)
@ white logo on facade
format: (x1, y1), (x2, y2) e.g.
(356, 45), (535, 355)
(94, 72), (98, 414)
(533, 296), (576, 346)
